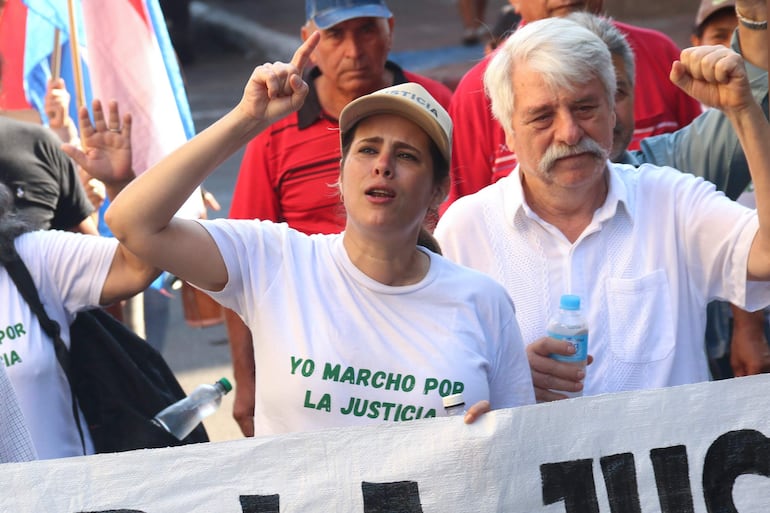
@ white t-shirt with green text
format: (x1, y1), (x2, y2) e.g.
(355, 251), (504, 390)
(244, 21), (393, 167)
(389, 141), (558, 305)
(2, 230), (117, 458)
(200, 219), (535, 437)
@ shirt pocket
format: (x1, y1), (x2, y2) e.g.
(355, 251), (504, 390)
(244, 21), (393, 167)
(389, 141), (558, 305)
(607, 269), (675, 363)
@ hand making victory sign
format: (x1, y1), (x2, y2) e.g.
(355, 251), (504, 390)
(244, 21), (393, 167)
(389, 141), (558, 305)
(237, 31), (320, 129)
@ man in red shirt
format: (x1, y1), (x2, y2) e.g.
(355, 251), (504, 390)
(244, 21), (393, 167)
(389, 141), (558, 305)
(441, 0), (702, 210)
(226, 0), (453, 436)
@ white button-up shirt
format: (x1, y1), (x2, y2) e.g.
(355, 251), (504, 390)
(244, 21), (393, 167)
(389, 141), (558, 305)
(436, 162), (770, 395)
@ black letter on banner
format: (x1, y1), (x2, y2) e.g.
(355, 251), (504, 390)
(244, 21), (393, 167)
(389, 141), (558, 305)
(239, 494), (279, 513)
(361, 481), (423, 513)
(600, 453), (642, 513)
(703, 429), (770, 513)
(650, 445), (695, 513)
(541, 459), (599, 513)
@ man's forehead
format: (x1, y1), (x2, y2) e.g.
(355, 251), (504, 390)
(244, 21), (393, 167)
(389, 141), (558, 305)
(513, 72), (606, 112)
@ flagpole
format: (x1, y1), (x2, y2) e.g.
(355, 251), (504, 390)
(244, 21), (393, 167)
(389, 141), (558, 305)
(51, 29), (61, 79)
(66, 0), (85, 113)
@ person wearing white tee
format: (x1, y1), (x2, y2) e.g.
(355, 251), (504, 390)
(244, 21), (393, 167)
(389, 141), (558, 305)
(2, 229), (117, 458)
(102, 34), (535, 437)
(0, 107), (160, 459)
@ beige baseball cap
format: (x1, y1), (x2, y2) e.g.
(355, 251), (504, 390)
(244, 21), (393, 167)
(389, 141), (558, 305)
(695, 0), (736, 27)
(339, 82), (452, 164)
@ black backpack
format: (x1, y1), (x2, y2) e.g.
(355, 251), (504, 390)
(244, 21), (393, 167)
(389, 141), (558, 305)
(4, 250), (209, 454)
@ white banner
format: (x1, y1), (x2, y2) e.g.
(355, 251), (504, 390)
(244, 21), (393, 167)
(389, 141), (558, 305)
(2, 374), (770, 512)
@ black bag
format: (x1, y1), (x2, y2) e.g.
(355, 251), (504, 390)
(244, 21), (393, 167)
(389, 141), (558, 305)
(4, 251), (209, 454)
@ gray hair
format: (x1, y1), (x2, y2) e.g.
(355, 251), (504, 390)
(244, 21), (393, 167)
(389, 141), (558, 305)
(566, 12), (635, 87)
(0, 182), (35, 263)
(484, 17), (617, 135)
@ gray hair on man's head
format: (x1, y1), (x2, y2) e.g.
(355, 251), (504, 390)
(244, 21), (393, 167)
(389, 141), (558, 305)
(566, 12), (635, 87)
(483, 17), (616, 135)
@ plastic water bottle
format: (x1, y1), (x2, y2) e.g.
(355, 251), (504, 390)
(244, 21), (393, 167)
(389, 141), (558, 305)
(442, 392), (466, 417)
(547, 294), (588, 398)
(152, 377), (232, 440)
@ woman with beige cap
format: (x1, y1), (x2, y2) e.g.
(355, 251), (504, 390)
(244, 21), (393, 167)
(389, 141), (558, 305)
(101, 33), (535, 437)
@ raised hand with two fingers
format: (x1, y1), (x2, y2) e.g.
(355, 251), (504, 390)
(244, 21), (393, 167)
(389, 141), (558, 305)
(236, 31), (320, 128)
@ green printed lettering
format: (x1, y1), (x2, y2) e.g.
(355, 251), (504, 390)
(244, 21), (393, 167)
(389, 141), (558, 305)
(303, 390), (330, 412)
(340, 396), (355, 415)
(323, 362), (341, 381)
(0, 330), (4, 344)
(2, 351), (21, 367)
(385, 373), (402, 390)
(340, 366), (356, 384)
(438, 379), (453, 396)
(381, 401), (396, 420)
(372, 371), (386, 388)
(400, 405), (416, 421)
(339, 397), (436, 422)
(290, 356), (302, 374)
(316, 393), (331, 411)
(321, 363), (415, 392)
(356, 368), (371, 387)
(425, 378), (464, 396)
(13, 323), (25, 338)
(348, 398), (368, 417)
(367, 401), (381, 419)
(290, 356), (315, 377)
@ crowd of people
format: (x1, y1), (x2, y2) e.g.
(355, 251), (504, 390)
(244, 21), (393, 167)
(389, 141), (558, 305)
(0, 0), (768, 463)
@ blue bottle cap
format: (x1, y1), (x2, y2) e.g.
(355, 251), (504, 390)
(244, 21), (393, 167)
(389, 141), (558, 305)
(560, 294), (581, 310)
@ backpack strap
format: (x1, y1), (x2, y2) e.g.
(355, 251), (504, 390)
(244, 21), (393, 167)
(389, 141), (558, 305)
(3, 248), (87, 455)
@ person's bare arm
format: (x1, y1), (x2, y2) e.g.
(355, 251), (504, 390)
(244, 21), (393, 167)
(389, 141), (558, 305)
(72, 215), (99, 235)
(730, 305), (770, 376)
(104, 34), (321, 293)
(671, 46), (770, 280)
(61, 98), (160, 304)
(735, 0), (767, 71)
(225, 308), (256, 437)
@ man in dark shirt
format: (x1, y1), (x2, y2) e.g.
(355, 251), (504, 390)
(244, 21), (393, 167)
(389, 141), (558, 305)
(0, 116), (96, 233)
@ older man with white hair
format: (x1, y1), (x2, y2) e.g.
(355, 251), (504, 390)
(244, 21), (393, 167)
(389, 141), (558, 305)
(435, 16), (770, 402)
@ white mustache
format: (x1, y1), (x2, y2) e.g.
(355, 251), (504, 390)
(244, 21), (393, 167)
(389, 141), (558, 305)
(539, 137), (609, 175)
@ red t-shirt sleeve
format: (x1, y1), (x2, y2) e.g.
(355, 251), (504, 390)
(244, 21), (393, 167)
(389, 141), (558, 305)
(229, 133), (281, 221)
